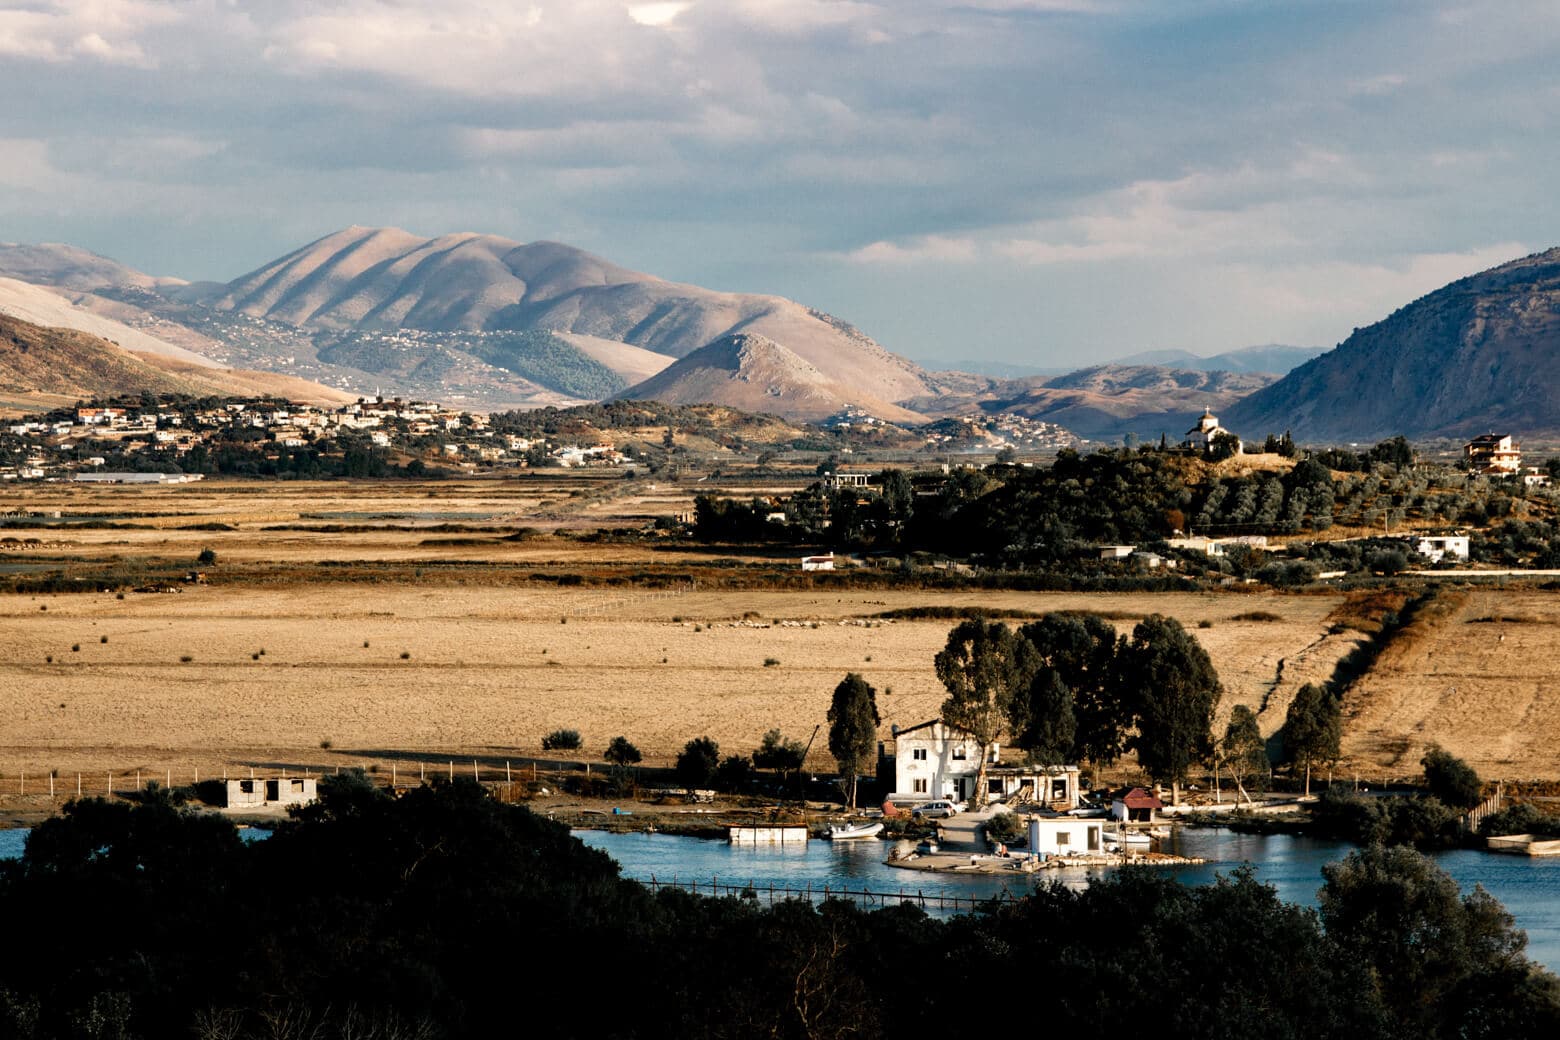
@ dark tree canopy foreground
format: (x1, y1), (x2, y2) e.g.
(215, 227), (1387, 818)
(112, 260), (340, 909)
(2, 783), (1557, 1039)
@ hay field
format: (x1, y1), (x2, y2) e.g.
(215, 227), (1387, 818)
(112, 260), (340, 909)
(13, 476), (1552, 790)
(1340, 588), (1560, 781)
(0, 579), (1347, 781)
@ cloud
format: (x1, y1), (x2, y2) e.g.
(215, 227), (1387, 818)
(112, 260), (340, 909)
(0, 1), (175, 66)
(847, 235), (979, 264)
(2, 0), (1558, 365)
(627, 2), (692, 27)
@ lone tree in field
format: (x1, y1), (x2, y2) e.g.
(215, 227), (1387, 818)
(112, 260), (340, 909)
(1219, 704), (1270, 804)
(1282, 682), (1341, 796)
(827, 673), (880, 809)
(675, 736), (721, 790)
(1119, 615), (1219, 804)
(604, 736), (642, 767)
(1018, 613), (1124, 763)
(934, 619), (1039, 808)
(752, 728), (808, 791)
(1421, 745), (1483, 809)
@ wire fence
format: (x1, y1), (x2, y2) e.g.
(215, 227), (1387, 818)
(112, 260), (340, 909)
(639, 874), (1017, 915)
(2, 759), (561, 800)
(568, 580), (697, 618)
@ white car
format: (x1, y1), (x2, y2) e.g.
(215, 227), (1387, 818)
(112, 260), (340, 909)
(912, 800), (962, 819)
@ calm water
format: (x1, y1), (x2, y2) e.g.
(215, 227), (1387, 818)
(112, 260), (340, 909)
(577, 827), (1560, 972)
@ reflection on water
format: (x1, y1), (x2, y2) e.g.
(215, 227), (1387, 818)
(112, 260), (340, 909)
(579, 827), (1560, 972)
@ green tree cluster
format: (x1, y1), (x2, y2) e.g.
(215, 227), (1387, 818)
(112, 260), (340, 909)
(933, 614), (1221, 799)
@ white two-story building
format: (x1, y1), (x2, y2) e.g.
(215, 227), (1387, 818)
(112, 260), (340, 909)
(883, 718), (1082, 809)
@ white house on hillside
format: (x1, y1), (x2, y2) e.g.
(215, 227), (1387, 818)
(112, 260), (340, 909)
(885, 719), (1081, 809)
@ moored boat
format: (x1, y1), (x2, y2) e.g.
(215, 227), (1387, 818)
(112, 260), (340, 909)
(826, 821), (885, 840)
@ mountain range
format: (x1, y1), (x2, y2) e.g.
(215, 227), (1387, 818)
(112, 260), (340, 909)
(3, 230), (1558, 442)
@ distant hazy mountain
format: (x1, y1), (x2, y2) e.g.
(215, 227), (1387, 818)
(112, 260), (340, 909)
(0, 242), (185, 292)
(1110, 344), (1324, 375)
(973, 365), (1278, 439)
(0, 312), (351, 407)
(617, 333), (926, 424)
(212, 226), (933, 415)
(916, 357), (1072, 379)
(1224, 248), (1560, 441)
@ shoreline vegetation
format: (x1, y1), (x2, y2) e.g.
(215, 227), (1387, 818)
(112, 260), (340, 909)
(1, 777), (1556, 1039)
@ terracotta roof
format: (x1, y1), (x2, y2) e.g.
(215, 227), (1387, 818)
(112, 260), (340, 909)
(1117, 787), (1162, 810)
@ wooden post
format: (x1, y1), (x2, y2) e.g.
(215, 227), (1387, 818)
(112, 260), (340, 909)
(473, 759), (479, 781)
(166, 769), (171, 789)
(506, 761), (511, 783)
(420, 762), (425, 782)
(18, 772), (23, 796)
(77, 773), (82, 797)
(136, 769), (140, 790)
(392, 764), (396, 788)
(107, 773), (112, 796)
(49, 773), (54, 799)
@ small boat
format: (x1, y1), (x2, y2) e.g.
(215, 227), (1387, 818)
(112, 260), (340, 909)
(1108, 829), (1152, 848)
(825, 821), (884, 841)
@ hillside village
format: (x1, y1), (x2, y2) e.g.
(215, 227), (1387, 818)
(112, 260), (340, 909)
(0, 395), (632, 482)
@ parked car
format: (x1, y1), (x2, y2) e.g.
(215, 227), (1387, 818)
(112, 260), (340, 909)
(912, 800), (962, 819)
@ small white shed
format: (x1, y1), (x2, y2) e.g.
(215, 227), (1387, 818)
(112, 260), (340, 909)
(1028, 817), (1105, 857)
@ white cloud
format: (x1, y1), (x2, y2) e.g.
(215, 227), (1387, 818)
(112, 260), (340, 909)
(0, 1), (175, 67)
(847, 235), (978, 264)
(628, 2), (692, 27)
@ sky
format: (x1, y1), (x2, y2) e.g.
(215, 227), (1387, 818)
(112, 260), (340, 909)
(1, 0), (1557, 369)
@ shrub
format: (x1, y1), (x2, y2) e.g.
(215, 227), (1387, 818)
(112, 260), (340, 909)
(320, 739), (333, 750)
(71, 644), (80, 652)
(541, 728), (583, 752)
(982, 811), (1027, 847)
(197, 548), (217, 566)
(179, 655), (193, 663)
(400, 651), (411, 660)
(675, 736), (721, 789)
(100, 635), (108, 643)
(1422, 745), (1483, 809)
(1479, 802), (1560, 838)
(1231, 611), (1283, 622)
(714, 754), (754, 792)
(1197, 619), (1213, 629)
(763, 657), (781, 667)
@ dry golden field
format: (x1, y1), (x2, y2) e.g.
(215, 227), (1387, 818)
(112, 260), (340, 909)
(1340, 587), (1560, 782)
(0, 476), (1553, 800)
